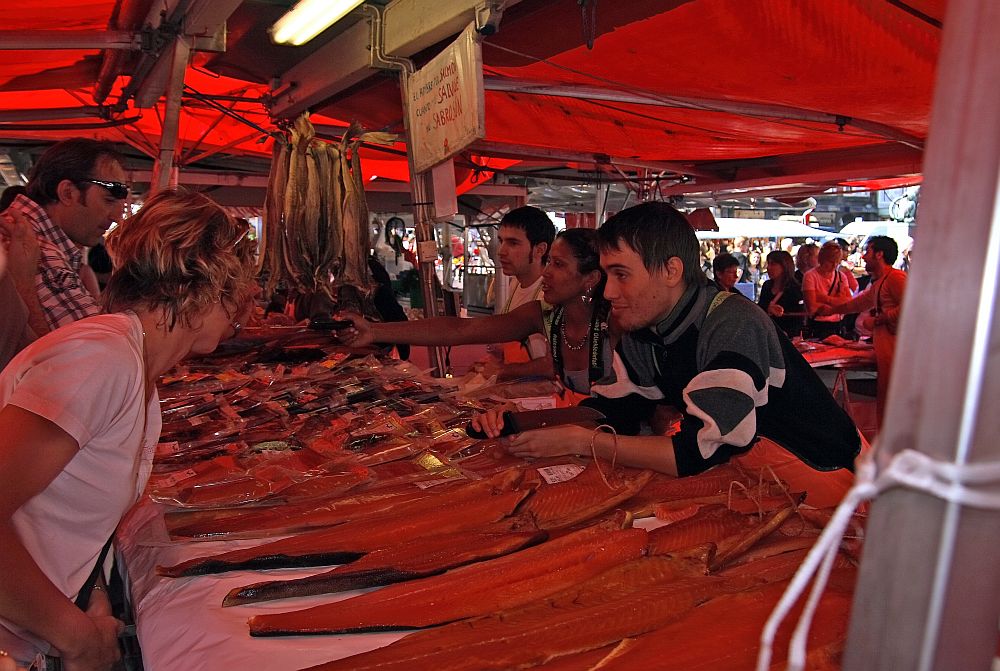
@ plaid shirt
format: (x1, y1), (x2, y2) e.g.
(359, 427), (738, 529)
(11, 194), (101, 330)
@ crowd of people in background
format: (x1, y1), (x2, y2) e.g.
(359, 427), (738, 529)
(700, 234), (910, 303)
(699, 234), (911, 339)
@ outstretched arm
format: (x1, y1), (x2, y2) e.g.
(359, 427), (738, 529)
(497, 424), (679, 476)
(0, 406), (123, 670)
(817, 286), (874, 316)
(337, 301), (544, 348)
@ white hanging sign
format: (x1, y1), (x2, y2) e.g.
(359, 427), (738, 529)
(405, 23), (485, 174)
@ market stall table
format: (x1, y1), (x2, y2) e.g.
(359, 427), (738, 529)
(795, 339), (876, 369)
(797, 339), (878, 438)
(115, 499), (409, 671)
(106, 329), (861, 670)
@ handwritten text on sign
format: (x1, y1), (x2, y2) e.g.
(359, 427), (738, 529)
(406, 24), (485, 173)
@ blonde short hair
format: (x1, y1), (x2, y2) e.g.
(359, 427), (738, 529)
(103, 189), (256, 329)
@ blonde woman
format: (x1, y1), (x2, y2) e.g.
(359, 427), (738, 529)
(802, 241), (857, 339)
(0, 190), (256, 670)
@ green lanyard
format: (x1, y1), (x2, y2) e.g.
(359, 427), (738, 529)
(549, 303), (609, 387)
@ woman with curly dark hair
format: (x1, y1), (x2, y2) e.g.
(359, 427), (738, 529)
(340, 227), (614, 399)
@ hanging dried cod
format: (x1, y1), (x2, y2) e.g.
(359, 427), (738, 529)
(335, 122), (396, 311)
(260, 113), (395, 316)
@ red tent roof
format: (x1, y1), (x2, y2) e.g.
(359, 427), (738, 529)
(0, 0), (943, 197)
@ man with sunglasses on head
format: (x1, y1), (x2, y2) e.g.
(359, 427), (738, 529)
(5, 139), (128, 335)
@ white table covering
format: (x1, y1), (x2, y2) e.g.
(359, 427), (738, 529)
(115, 500), (407, 671)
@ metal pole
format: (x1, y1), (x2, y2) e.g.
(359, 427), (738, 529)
(398, 73), (448, 376)
(0, 30), (141, 50)
(843, 1), (1000, 669)
(149, 37), (191, 193)
(362, 2), (448, 376)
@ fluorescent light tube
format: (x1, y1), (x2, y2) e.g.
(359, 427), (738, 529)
(270, 0), (365, 46)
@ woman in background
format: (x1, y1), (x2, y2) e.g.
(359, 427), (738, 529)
(802, 241), (856, 339)
(340, 228), (614, 401)
(758, 250), (805, 337)
(794, 242), (819, 284)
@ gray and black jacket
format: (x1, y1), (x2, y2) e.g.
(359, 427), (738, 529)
(584, 282), (860, 476)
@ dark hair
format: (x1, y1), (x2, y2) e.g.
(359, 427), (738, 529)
(597, 201), (704, 287)
(384, 215), (405, 249)
(87, 242), (113, 274)
(765, 250), (798, 292)
(500, 206), (556, 250)
(0, 185), (26, 211)
(554, 227), (606, 298)
(26, 139), (126, 206)
(712, 253), (739, 276)
(866, 235), (898, 265)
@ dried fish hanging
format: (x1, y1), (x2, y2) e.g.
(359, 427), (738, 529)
(260, 113), (395, 318)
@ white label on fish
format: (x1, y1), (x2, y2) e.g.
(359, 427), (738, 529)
(536, 464), (585, 484)
(158, 468), (199, 488)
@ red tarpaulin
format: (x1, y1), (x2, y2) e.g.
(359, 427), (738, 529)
(0, 0), (945, 194)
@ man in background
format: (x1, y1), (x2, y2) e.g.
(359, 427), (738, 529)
(6, 139), (128, 335)
(483, 206), (556, 380)
(712, 253), (740, 293)
(817, 235), (907, 424)
(730, 236), (751, 282)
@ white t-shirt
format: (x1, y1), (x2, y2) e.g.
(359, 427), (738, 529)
(501, 275), (548, 359)
(802, 267), (854, 323)
(0, 312), (161, 660)
(0, 271), (32, 372)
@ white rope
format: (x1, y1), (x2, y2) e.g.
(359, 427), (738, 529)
(756, 448), (1000, 671)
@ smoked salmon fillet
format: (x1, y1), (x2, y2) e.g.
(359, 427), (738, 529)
(521, 462), (652, 529)
(158, 488), (531, 577)
(249, 525), (649, 636)
(169, 468), (524, 539)
(592, 574), (854, 670)
(646, 504), (755, 555)
(222, 529), (546, 605)
(298, 575), (730, 670)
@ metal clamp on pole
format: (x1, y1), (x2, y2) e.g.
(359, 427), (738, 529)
(475, 1), (506, 36)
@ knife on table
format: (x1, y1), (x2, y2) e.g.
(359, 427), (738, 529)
(465, 406), (606, 439)
(309, 318), (355, 331)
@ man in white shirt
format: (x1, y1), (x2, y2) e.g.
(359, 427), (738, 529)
(486, 206), (555, 379)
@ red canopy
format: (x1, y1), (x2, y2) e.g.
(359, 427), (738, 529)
(0, 0), (943, 197)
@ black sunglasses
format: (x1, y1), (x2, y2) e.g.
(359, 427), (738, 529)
(77, 179), (130, 200)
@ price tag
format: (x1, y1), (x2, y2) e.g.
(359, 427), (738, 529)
(536, 464), (585, 484)
(417, 240), (438, 263)
(155, 441), (180, 457)
(415, 473), (463, 489)
(159, 469), (198, 488)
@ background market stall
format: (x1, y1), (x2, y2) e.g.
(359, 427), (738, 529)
(1, 1), (998, 670)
